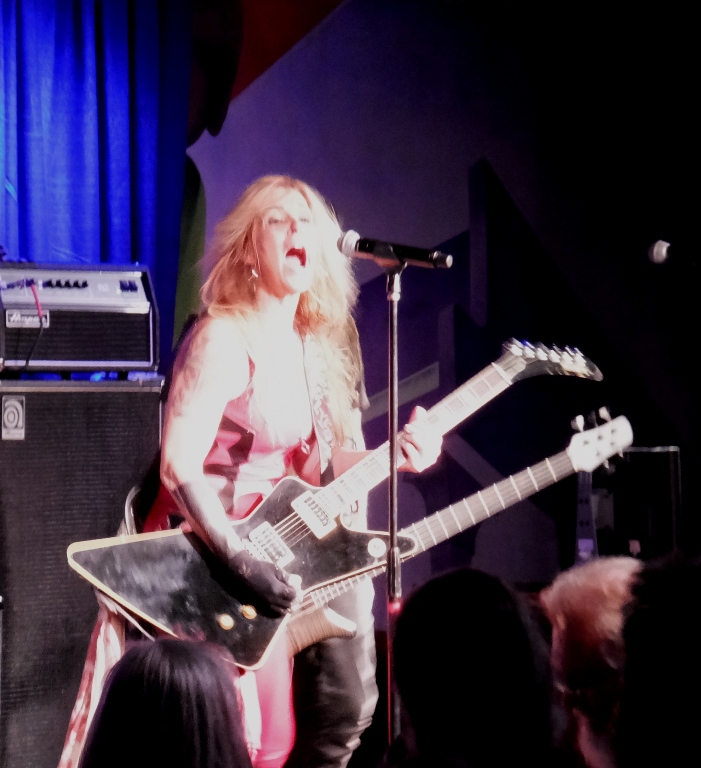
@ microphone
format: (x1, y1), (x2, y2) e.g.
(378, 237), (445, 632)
(648, 240), (671, 264)
(338, 230), (453, 269)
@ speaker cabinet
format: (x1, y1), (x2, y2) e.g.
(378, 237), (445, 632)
(612, 447), (683, 560)
(0, 379), (162, 768)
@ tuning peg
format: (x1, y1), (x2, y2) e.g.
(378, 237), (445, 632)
(549, 345), (563, 363)
(572, 414), (585, 432)
(535, 344), (549, 361)
(563, 345), (578, 362)
(560, 349), (574, 367)
(598, 407), (612, 422)
(507, 339), (524, 356)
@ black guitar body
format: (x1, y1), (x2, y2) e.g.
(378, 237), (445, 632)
(70, 477), (416, 669)
(226, 477), (416, 590)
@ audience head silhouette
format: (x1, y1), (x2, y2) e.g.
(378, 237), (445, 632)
(540, 556), (641, 768)
(78, 639), (253, 768)
(616, 553), (701, 768)
(393, 567), (553, 767)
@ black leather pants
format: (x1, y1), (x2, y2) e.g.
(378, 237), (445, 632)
(284, 585), (378, 768)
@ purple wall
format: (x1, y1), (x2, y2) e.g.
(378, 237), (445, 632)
(187, 0), (539, 283)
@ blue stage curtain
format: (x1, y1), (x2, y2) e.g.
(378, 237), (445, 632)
(1, 0), (192, 367)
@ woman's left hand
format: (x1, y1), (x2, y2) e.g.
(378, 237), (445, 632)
(399, 406), (443, 472)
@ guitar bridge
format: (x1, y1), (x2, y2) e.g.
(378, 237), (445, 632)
(291, 491), (337, 539)
(248, 522), (295, 568)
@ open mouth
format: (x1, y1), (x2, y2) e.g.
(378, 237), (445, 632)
(286, 247), (307, 267)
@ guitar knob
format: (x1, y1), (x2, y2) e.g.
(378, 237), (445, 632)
(571, 414), (585, 432)
(241, 605), (258, 620)
(217, 613), (235, 630)
(368, 538), (388, 558)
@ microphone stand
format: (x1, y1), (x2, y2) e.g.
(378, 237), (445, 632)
(342, 233), (452, 747)
(385, 263), (405, 746)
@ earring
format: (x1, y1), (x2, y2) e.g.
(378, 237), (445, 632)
(248, 265), (259, 282)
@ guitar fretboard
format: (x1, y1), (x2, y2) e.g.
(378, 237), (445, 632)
(404, 450), (572, 550)
(302, 448), (574, 610)
(313, 360), (516, 517)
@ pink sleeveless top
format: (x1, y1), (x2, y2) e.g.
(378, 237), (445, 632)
(145, 352), (315, 531)
(202, 363), (313, 520)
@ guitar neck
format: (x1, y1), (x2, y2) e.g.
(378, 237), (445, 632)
(403, 449), (573, 551)
(314, 361), (513, 515)
(305, 448), (575, 608)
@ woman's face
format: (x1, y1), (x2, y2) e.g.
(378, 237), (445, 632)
(253, 186), (319, 299)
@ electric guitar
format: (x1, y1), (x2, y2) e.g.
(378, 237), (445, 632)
(67, 340), (602, 669)
(286, 414), (632, 655)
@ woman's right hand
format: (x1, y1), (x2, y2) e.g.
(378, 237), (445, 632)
(227, 550), (297, 616)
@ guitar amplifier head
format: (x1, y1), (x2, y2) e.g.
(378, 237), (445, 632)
(0, 263), (159, 371)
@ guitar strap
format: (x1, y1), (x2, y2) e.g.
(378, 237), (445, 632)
(302, 335), (337, 487)
(303, 332), (369, 530)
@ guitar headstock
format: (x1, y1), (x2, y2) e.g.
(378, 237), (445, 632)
(567, 414), (633, 473)
(498, 339), (603, 383)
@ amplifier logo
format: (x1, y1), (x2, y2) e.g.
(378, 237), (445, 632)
(5, 310), (50, 329)
(2, 395), (25, 440)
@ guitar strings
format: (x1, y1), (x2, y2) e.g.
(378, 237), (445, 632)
(294, 451), (576, 613)
(257, 374), (505, 551)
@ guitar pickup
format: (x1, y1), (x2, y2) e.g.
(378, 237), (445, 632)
(248, 522), (295, 568)
(291, 491), (337, 539)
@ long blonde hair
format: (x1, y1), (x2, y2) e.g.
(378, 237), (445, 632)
(201, 175), (362, 444)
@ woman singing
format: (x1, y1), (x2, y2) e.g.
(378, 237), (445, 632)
(61, 175), (442, 768)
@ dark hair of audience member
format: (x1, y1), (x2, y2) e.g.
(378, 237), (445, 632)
(540, 556), (641, 768)
(392, 567), (554, 767)
(615, 553), (701, 768)
(78, 639), (253, 768)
